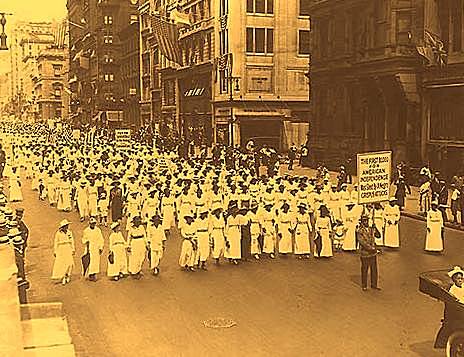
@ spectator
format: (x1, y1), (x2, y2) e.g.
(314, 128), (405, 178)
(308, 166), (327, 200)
(450, 184), (460, 224)
(288, 143), (297, 170)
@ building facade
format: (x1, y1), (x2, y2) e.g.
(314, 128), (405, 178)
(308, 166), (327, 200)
(308, 0), (464, 177)
(421, 0), (464, 177)
(9, 22), (56, 119)
(119, 20), (141, 129)
(141, 0), (310, 150)
(67, 0), (140, 128)
(32, 47), (69, 122)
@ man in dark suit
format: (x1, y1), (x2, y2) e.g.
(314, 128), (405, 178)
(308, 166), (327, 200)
(15, 208), (29, 258)
(357, 215), (381, 291)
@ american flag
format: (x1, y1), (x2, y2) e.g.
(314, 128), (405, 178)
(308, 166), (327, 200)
(152, 15), (183, 65)
(218, 53), (232, 71)
(54, 21), (68, 48)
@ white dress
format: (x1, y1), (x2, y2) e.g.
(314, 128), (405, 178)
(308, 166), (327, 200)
(277, 211), (295, 254)
(147, 224), (165, 269)
(51, 230), (75, 279)
(342, 207), (359, 251)
(107, 231), (128, 277)
(209, 215), (226, 259)
(425, 209), (444, 251)
(127, 225), (147, 274)
(383, 204), (400, 248)
(294, 212), (311, 254)
(225, 215), (242, 259)
(315, 216), (333, 257)
(9, 173), (23, 202)
(82, 227), (104, 275)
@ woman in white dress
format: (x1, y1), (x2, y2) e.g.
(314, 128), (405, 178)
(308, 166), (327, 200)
(342, 202), (359, 251)
(9, 166), (23, 202)
(383, 198), (400, 248)
(107, 221), (128, 280)
(314, 205), (333, 258)
(51, 219), (75, 285)
(425, 200), (444, 252)
(161, 188), (176, 236)
(127, 216), (147, 278)
(225, 202), (243, 264)
(209, 208), (226, 264)
(57, 176), (72, 212)
(276, 202), (296, 255)
(294, 202), (312, 259)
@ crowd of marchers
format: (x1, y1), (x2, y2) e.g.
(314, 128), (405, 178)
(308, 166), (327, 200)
(0, 122), (446, 288)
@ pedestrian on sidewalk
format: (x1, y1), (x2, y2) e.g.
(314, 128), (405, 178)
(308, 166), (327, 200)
(438, 180), (449, 222)
(450, 184), (460, 224)
(394, 177), (410, 210)
(51, 219), (75, 285)
(288, 144), (297, 171)
(425, 200), (444, 253)
(357, 214), (381, 291)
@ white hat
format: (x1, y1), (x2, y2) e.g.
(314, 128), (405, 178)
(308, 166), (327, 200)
(110, 222), (120, 230)
(448, 266), (464, 278)
(389, 197), (397, 202)
(89, 217), (97, 224)
(59, 219), (71, 228)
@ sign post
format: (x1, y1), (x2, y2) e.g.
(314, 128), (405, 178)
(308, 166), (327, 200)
(115, 129), (131, 151)
(357, 151), (392, 205)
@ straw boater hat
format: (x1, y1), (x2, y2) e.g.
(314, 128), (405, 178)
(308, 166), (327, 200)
(448, 266), (464, 278)
(59, 219), (71, 228)
(389, 197), (397, 202)
(110, 221), (120, 230)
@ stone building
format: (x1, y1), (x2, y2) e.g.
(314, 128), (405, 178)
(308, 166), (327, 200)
(140, 0), (310, 150)
(308, 0), (464, 178)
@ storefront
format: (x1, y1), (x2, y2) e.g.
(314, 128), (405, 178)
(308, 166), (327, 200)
(179, 69), (213, 146)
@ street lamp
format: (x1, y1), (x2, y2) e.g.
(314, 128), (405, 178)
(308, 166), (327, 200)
(0, 13), (13, 51)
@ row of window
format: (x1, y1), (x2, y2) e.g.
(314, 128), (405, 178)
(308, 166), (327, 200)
(245, 28), (310, 55)
(246, 0), (310, 16)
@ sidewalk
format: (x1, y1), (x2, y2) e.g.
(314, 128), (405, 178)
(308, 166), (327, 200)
(281, 165), (464, 232)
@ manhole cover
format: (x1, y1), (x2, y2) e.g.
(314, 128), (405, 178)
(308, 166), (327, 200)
(203, 318), (237, 329)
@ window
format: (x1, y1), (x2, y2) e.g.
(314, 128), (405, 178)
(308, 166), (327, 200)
(299, 0), (310, 16)
(104, 74), (114, 82)
(219, 30), (229, 55)
(247, 0), (273, 14)
(220, 0), (228, 16)
(104, 16), (113, 25)
(104, 54), (114, 63)
(246, 27), (273, 54)
(396, 11), (411, 45)
(298, 30), (310, 55)
(153, 48), (159, 65)
(104, 35), (113, 44)
(53, 64), (62, 76)
(452, 0), (463, 52)
(130, 14), (138, 24)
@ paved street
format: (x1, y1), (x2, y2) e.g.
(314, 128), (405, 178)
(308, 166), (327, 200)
(15, 176), (464, 357)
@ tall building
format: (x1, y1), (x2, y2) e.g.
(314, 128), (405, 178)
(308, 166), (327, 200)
(142, 0), (310, 150)
(67, 0), (140, 128)
(0, 72), (11, 114)
(32, 47), (69, 122)
(120, 20), (141, 129)
(9, 22), (56, 118)
(308, 0), (464, 177)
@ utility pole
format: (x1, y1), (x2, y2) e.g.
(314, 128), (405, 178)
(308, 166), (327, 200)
(227, 55), (240, 147)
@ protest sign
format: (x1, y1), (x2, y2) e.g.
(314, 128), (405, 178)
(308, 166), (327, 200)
(115, 129), (131, 150)
(357, 151), (392, 204)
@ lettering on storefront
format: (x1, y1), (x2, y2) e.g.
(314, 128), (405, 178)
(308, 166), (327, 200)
(357, 151), (392, 204)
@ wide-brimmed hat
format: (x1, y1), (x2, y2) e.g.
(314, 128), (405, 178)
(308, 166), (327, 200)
(297, 202), (307, 209)
(448, 266), (464, 278)
(389, 197), (397, 202)
(59, 219), (71, 228)
(250, 201), (259, 210)
(110, 221), (120, 230)
(8, 228), (21, 238)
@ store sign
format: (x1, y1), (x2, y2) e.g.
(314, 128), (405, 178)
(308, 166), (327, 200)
(184, 88), (205, 97)
(115, 129), (131, 150)
(357, 151), (392, 204)
(247, 67), (273, 93)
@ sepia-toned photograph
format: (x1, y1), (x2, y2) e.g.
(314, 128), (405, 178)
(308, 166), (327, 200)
(0, 0), (463, 356)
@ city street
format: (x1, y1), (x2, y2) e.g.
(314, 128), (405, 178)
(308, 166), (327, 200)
(16, 177), (463, 357)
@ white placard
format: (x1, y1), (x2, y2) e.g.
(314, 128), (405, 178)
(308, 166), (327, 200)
(115, 129), (131, 150)
(357, 151), (392, 204)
